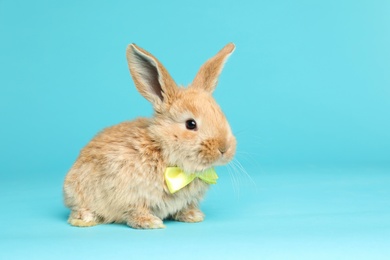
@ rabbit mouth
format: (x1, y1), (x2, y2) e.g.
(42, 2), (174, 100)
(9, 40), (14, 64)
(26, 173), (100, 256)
(192, 148), (235, 172)
(176, 150), (234, 174)
(166, 137), (236, 173)
(197, 136), (236, 166)
(214, 152), (235, 167)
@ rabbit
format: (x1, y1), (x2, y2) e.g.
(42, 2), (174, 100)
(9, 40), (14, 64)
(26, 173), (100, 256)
(63, 43), (236, 229)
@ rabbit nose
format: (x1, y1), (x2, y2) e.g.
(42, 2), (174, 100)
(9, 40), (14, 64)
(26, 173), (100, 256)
(218, 145), (228, 154)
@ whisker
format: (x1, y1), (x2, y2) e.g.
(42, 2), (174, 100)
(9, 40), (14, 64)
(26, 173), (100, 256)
(226, 163), (240, 199)
(235, 150), (262, 169)
(228, 161), (243, 192)
(232, 158), (257, 189)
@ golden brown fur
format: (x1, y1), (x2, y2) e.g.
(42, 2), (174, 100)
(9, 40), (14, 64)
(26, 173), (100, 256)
(63, 43), (236, 229)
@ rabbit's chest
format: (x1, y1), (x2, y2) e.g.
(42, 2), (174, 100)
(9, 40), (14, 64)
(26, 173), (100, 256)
(151, 179), (209, 219)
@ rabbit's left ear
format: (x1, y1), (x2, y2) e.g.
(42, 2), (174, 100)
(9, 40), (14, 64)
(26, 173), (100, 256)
(191, 43), (235, 93)
(126, 44), (177, 110)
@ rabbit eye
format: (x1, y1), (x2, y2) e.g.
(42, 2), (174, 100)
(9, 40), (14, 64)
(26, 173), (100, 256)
(185, 119), (197, 130)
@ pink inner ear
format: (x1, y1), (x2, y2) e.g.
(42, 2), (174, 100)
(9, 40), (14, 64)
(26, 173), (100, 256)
(132, 52), (164, 101)
(127, 44), (178, 108)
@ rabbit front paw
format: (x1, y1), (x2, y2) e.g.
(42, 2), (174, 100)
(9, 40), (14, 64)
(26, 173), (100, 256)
(173, 207), (205, 223)
(127, 212), (165, 229)
(68, 210), (99, 227)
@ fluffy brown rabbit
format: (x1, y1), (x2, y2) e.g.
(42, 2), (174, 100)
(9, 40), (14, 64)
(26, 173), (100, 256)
(63, 43), (236, 229)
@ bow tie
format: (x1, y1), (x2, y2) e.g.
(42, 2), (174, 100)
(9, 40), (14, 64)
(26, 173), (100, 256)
(164, 167), (218, 194)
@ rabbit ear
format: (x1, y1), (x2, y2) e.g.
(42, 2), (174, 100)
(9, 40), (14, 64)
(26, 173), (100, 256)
(126, 44), (177, 110)
(191, 43), (235, 93)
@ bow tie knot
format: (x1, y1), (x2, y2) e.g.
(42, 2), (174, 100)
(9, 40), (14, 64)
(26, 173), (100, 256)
(164, 167), (218, 194)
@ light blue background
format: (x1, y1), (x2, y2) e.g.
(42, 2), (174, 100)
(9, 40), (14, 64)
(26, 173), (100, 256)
(1, 0), (389, 259)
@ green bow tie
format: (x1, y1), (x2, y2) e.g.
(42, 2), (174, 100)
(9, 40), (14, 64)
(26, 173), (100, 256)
(164, 167), (218, 194)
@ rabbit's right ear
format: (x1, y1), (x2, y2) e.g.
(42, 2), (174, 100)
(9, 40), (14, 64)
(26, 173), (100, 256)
(126, 44), (177, 110)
